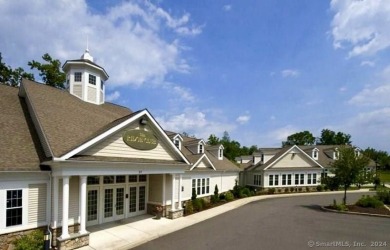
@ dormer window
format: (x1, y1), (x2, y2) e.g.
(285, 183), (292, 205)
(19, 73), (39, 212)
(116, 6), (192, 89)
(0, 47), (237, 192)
(89, 74), (96, 85)
(218, 146), (224, 160)
(75, 72), (82, 82)
(333, 149), (339, 160)
(174, 138), (181, 150)
(199, 144), (204, 154)
(312, 148), (319, 160)
(355, 149), (360, 157)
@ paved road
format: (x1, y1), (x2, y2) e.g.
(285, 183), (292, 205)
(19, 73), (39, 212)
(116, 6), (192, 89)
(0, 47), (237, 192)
(133, 192), (390, 250)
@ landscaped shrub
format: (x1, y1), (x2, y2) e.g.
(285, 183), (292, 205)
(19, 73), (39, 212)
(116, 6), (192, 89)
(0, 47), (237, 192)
(225, 191), (234, 201)
(298, 187), (302, 192)
(316, 185), (324, 192)
(376, 189), (390, 204)
(356, 195), (384, 208)
(184, 200), (194, 214)
(284, 188), (289, 193)
(192, 198), (203, 212)
(240, 187), (252, 198)
(277, 188), (282, 193)
(13, 230), (44, 250)
(219, 193), (226, 200)
(289, 187), (295, 193)
(268, 188), (275, 194)
(332, 199), (348, 211)
(306, 187), (310, 192)
(211, 185), (220, 204)
(191, 188), (197, 201)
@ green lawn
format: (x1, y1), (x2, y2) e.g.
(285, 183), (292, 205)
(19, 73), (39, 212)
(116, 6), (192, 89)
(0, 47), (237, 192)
(378, 170), (390, 184)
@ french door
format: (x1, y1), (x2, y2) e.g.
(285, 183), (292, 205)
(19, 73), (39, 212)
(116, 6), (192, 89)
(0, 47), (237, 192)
(128, 185), (146, 216)
(102, 186), (125, 223)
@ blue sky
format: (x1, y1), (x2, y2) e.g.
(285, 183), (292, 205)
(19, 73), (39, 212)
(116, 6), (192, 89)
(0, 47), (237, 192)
(1, 0), (390, 151)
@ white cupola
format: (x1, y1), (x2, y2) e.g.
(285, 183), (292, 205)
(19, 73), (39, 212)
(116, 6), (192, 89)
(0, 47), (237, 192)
(62, 49), (109, 105)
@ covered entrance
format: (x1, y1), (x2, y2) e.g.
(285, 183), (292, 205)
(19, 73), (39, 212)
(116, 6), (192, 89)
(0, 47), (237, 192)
(86, 175), (148, 226)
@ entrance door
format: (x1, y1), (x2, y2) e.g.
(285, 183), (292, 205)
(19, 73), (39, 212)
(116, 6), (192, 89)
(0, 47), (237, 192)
(103, 186), (125, 223)
(128, 185), (147, 216)
(87, 188), (99, 226)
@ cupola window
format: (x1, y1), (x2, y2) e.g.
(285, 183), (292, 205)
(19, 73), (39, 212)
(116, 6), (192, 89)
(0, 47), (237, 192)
(75, 72), (82, 82)
(89, 74), (96, 85)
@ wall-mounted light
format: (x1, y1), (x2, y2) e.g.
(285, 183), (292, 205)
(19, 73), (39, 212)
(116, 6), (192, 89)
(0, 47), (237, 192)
(140, 118), (147, 125)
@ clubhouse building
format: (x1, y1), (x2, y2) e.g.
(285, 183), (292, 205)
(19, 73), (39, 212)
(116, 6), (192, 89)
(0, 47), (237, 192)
(0, 50), (240, 249)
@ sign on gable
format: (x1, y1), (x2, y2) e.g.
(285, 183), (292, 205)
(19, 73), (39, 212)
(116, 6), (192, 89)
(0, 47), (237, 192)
(123, 129), (158, 150)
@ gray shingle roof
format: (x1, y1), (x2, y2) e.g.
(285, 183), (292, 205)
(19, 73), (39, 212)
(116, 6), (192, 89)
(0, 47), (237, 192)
(21, 79), (132, 157)
(0, 84), (46, 171)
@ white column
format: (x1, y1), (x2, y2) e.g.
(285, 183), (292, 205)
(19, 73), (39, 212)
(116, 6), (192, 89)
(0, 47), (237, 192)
(61, 176), (70, 239)
(162, 174), (166, 206)
(52, 176), (59, 229)
(178, 174), (182, 209)
(171, 174), (176, 211)
(79, 176), (87, 234)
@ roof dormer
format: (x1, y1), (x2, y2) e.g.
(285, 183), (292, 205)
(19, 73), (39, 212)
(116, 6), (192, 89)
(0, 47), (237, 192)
(312, 148), (319, 160)
(354, 148), (361, 157)
(207, 144), (224, 160)
(198, 140), (205, 154)
(172, 134), (183, 150)
(333, 148), (339, 160)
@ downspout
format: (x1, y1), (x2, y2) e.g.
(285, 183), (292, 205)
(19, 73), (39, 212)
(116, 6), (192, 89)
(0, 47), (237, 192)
(47, 172), (52, 248)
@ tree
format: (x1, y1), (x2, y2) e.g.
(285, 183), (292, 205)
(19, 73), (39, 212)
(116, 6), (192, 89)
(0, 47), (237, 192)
(319, 129), (351, 145)
(331, 146), (370, 204)
(283, 130), (315, 146)
(0, 52), (34, 87)
(207, 134), (220, 145)
(28, 53), (66, 89)
(364, 147), (390, 171)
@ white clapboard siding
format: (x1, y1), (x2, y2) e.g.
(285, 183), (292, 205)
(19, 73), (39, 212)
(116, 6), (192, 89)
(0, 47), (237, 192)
(73, 84), (82, 98)
(271, 153), (315, 168)
(82, 124), (179, 161)
(87, 86), (96, 103)
(28, 183), (47, 224)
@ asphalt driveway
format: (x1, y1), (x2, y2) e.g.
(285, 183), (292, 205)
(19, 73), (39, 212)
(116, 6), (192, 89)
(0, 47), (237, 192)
(133, 192), (390, 250)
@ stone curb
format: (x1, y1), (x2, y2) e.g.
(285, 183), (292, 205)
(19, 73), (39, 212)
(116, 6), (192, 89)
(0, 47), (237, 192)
(320, 206), (390, 219)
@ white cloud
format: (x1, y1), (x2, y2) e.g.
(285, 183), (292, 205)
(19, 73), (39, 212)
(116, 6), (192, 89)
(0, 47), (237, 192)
(339, 87), (347, 92)
(349, 65), (390, 107)
(236, 114), (250, 124)
(268, 125), (299, 143)
(106, 91), (120, 102)
(0, 0), (201, 89)
(361, 60), (375, 67)
(281, 69), (300, 78)
(340, 108), (390, 150)
(223, 5), (232, 11)
(156, 108), (236, 140)
(330, 0), (390, 57)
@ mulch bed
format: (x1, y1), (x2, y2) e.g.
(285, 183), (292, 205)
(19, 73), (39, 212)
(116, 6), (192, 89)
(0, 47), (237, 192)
(325, 205), (390, 216)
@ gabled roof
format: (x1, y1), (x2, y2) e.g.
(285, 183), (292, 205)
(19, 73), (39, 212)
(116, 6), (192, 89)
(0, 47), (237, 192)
(0, 84), (46, 171)
(246, 145), (324, 171)
(19, 79), (132, 158)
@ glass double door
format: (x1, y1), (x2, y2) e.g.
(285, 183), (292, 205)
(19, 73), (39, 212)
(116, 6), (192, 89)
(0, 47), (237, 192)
(87, 184), (146, 225)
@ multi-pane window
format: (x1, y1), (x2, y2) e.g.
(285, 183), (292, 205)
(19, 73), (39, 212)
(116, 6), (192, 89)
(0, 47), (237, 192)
(74, 72), (82, 82)
(308, 174), (312, 184)
(254, 174), (261, 186)
(129, 175), (138, 182)
(313, 174), (317, 184)
(87, 176), (100, 185)
(6, 190), (23, 227)
(139, 175), (147, 182)
(103, 176), (115, 184)
(89, 74), (96, 85)
(219, 148), (223, 158)
(287, 174), (292, 185)
(100, 80), (104, 90)
(274, 175), (279, 186)
(282, 174), (287, 185)
(300, 174), (304, 185)
(295, 174), (299, 185)
(174, 139), (180, 149)
(192, 178), (210, 195)
(269, 175), (274, 186)
(116, 176), (126, 183)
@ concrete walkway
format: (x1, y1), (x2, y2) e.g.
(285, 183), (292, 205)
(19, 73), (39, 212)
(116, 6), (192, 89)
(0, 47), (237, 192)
(79, 189), (372, 250)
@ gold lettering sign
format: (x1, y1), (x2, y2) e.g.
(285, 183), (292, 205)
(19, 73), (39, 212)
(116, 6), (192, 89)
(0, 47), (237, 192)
(123, 130), (158, 150)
